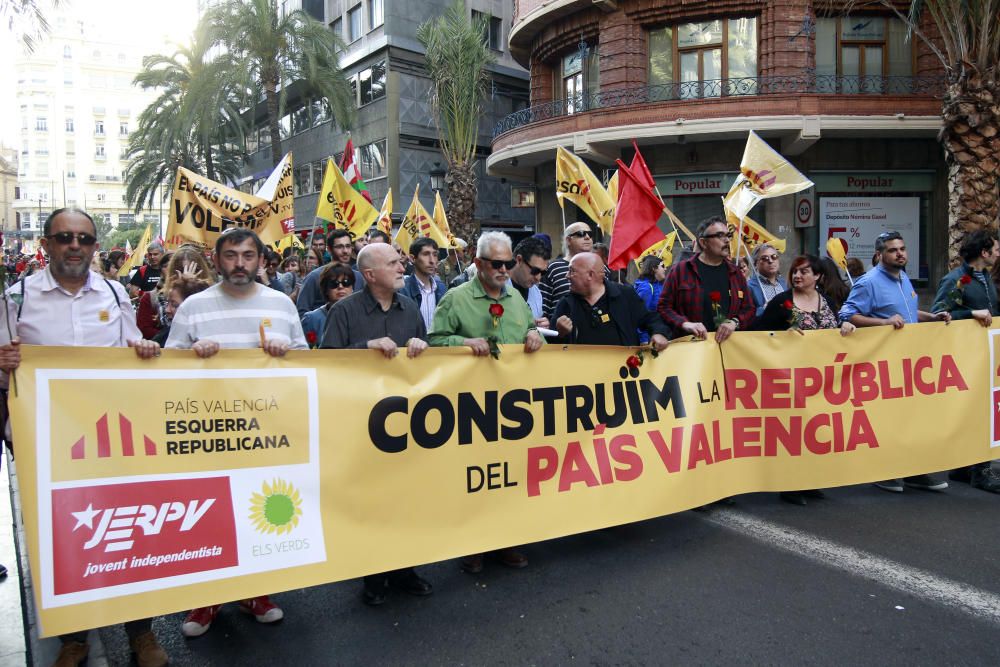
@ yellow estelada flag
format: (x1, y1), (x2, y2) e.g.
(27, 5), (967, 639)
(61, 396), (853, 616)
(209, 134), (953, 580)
(724, 203), (786, 257)
(826, 236), (848, 271)
(275, 232), (304, 254)
(431, 190), (465, 250)
(376, 189), (393, 236)
(118, 224), (152, 277)
(315, 158), (379, 239)
(723, 131), (813, 221)
(633, 231), (677, 270)
(394, 185), (449, 252)
(555, 146), (615, 233)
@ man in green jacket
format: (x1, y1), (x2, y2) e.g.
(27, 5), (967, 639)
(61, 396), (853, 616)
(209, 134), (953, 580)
(429, 231), (543, 573)
(932, 229), (1000, 493)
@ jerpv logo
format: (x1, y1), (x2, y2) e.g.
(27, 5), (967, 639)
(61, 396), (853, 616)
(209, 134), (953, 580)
(70, 412), (158, 460)
(52, 478), (239, 595)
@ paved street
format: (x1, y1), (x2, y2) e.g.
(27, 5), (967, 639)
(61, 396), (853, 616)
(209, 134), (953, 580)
(96, 467), (1000, 666)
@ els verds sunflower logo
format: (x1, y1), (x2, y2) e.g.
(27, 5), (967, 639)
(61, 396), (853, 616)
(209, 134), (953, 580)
(249, 479), (303, 535)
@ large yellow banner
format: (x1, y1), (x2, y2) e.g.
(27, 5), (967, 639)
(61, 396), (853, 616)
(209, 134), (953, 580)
(165, 154), (295, 250)
(10, 322), (998, 636)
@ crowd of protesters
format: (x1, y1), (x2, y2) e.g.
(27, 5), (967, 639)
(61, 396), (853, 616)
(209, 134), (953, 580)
(0, 208), (998, 667)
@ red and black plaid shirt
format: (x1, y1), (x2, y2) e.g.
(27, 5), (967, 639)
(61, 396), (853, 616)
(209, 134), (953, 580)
(657, 254), (755, 336)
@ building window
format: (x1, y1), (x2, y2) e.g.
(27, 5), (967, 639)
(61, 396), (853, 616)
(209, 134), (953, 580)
(119, 122), (128, 136)
(511, 186), (536, 208)
(63, 45), (72, 59)
(330, 17), (342, 38)
(472, 11), (503, 51)
(559, 46), (598, 113)
(96, 192), (106, 202)
(21, 213), (30, 228)
(358, 139), (387, 180)
(291, 104), (310, 134)
(358, 61), (386, 105)
(119, 213), (135, 225)
(294, 164), (313, 196)
(311, 98), (331, 126)
(648, 18), (758, 98)
(816, 17), (913, 93)
(95, 144), (105, 158)
(347, 4), (362, 42)
(35, 117), (47, 131)
(66, 167), (75, 178)
(95, 120), (104, 136)
(369, 0), (383, 29)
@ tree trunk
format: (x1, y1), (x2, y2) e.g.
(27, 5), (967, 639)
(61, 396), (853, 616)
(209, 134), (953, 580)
(265, 73), (283, 168)
(446, 160), (479, 252)
(941, 65), (1000, 265)
(203, 139), (216, 182)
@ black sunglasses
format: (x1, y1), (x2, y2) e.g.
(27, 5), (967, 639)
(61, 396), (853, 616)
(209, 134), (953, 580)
(568, 230), (592, 239)
(529, 266), (548, 277)
(47, 231), (97, 246)
(482, 257), (516, 271)
(326, 279), (354, 288)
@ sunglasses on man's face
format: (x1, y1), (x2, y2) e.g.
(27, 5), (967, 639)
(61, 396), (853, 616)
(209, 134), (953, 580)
(568, 230), (592, 239)
(482, 258), (516, 271)
(529, 266), (548, 277)
(47, 232), (97, 246)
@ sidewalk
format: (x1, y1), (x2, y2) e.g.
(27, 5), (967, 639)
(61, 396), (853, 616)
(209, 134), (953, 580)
(2, 450), (108, 667)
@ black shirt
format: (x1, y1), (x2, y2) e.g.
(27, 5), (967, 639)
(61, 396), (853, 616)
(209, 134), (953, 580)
(321, 288), (426, 348)
(698, 259), (731, 332)
(510, 279), (530, 302)
(570, 293), (623, 346)
(129, 265), (161, 292)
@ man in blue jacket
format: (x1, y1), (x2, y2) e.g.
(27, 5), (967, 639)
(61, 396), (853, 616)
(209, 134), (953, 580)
(747, 243), (787, 316)
(932, 229), (1000, 493)
(399, 237), (447, 332)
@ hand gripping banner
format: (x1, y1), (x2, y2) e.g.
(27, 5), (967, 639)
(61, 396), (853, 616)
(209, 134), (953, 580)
(9, 322), (998, 635)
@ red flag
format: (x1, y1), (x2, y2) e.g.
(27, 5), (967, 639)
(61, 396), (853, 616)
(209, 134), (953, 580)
(607, 160), (665, 271)
(339, 138), (372, 203)
(629, 140), (656, 191)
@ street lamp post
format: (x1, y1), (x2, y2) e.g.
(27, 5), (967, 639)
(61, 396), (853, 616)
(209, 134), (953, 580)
(429, 162), (446, 193)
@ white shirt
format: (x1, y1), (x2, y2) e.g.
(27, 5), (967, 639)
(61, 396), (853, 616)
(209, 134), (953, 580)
(417, 276), (437, 333)
(1, 268), (140, 347)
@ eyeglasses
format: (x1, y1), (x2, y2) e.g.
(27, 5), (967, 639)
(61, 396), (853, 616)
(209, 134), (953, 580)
(758, 255), (779, 263)
(702, 231), (735, 240)
(47, 232), (97, 246)
(482, 257), (516, 271)
(529, 266), (548, 277)
(568, 230), (592, 239)
(326, 279), (354, 289)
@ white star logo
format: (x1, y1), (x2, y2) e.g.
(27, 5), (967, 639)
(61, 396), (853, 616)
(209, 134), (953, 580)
(71, 504), (101, 531)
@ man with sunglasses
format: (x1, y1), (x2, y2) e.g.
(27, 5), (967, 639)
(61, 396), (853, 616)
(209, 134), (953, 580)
(657, 216), (756, 343)
(839, 230), (951, 494)
(0, 208), (166, 667)
(509, 235), (551, 327)
(430, 231), (542, 573)
(747, 243), (787, 316)
(540, 222), (607, 320)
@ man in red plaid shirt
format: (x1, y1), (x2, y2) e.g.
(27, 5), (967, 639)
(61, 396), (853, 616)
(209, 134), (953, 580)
(657, 216), (755, 341)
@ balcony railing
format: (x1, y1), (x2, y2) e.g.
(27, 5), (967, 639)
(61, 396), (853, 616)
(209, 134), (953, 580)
(493, 73), (947, 138)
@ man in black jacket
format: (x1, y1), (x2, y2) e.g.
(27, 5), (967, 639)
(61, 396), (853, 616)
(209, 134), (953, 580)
(932, 229), (1000, 493)
(553, 252), (670, 350)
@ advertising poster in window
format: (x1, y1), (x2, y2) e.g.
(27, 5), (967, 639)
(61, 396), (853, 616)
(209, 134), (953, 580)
(818, 197), (920, 266)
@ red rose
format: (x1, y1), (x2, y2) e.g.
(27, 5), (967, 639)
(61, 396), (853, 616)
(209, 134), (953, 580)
(960, 275), (972, 285)
(489, 303), (504, 318)
(305, 331), (317, 345)
(784, 300), (794, 309)
(626, 355), (641, 368)
(709, 291), (722, 302)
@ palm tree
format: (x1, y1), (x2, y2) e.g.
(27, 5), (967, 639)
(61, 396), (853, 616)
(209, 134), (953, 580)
(124, 15), (247, 212)
(417, 3), (496, 247)
(885, 0), (1000, 260)
(213, 0), (355, 167)
(1, 0), (59, 52)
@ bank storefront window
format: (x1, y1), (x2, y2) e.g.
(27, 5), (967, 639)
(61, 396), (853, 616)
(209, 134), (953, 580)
(812, 171), (934, 283)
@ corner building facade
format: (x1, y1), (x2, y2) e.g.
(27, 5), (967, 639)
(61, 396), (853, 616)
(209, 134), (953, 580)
(488, 0), (949, 289)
